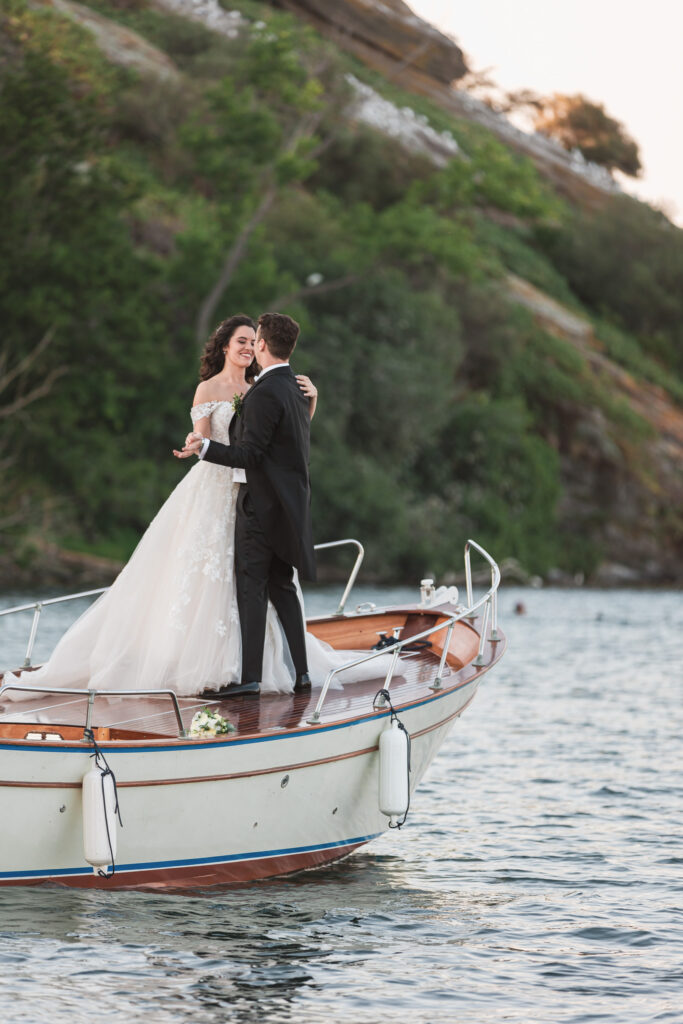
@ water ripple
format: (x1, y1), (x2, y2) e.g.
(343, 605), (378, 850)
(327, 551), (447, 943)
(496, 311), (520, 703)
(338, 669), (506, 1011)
(1, 587), (682, 1022)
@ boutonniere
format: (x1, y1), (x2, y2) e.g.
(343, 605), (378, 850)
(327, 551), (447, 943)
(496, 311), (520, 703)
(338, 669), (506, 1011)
(232, 392), (244, 416)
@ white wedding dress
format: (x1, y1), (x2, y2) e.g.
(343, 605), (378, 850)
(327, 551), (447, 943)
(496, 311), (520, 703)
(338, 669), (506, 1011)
(5, 401), (392, 698)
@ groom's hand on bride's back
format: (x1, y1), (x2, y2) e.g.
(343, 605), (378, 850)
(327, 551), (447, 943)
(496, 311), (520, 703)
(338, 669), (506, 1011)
(173, 432), (204, 459)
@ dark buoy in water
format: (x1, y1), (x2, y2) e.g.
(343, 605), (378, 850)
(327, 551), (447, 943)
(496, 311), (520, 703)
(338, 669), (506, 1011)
(514, 601), (526, 615)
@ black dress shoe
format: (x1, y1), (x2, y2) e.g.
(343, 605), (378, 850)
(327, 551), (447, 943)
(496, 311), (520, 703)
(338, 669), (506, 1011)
(293, 673), (311, 693)
(201, 681), (260, 698)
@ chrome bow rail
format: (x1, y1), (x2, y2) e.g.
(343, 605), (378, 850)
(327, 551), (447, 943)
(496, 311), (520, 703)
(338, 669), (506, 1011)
(0, 684), (187, 737)
(0, 589), (109, 669)
(305, 539), (501, 724)
(0, 538), (500, 738)
(0, 539), (365, 671)
(314, 538), (364, 615)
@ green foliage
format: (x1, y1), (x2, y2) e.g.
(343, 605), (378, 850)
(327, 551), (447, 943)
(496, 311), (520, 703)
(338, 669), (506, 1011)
(296, 270), (466, 576)
(464, 135), (560, 219)
(489, 311), (653, 446)
(535, 196), (683, 376)
(309, 125), (436, 210)
(592, 320), (683, 404)
(0, 7), (187, 542)
(1, 0), (680, 586)
(403, 132), (563, 225)
(472, 217), (579, 307)
(455, 398), (562, 573)
(376, 199), (490, 280)
(411, 395), (562, 575)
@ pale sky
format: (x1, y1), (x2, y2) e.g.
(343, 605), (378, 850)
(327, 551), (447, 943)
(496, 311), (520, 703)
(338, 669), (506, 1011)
(411, 0), (683, 222)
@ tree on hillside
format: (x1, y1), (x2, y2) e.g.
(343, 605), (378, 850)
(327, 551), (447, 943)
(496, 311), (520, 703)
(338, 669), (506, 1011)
(470, 82), (642, 179)
(190, 26), (357, 344)
(533, 93), (641, 177)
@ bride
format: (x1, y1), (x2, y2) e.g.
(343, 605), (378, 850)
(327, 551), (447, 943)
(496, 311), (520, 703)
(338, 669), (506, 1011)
(6, 314), (389, 697)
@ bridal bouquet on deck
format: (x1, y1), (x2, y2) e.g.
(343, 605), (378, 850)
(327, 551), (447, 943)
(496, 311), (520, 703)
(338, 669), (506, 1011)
(189, 708), (236, 738)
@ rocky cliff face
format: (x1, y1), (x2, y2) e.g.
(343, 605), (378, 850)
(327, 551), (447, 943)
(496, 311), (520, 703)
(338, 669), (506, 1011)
(60, 0), (617, 208)
(271, 0), (620, 208)
(271, 0), (467, 85)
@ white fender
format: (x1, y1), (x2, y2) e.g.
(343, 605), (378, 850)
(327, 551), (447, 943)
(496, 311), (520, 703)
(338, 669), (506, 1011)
(82, 766), (117, 873)
(379, 718), (409, 826)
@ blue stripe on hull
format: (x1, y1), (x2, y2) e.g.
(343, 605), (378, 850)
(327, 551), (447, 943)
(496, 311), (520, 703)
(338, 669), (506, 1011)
(0, 832), (383, 880)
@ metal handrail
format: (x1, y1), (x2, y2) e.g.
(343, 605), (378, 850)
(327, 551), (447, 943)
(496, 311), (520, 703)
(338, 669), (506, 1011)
(313, 538), (364, 614)
(465, 538), (501, 641)
(305, 538), (501, 725)
(0, 588), (108, 668)
(0, 537), (500, 735)
(0, 539), (365, 667)
(0, 589), (108, 618)
(0, 684), (186, 738)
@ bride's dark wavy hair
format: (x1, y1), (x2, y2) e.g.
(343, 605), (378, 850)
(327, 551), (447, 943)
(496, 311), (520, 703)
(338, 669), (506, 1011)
(199, 314), (259, 383)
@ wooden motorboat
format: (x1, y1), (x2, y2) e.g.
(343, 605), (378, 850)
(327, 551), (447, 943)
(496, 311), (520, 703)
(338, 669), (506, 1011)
(0, 539), (505, 889)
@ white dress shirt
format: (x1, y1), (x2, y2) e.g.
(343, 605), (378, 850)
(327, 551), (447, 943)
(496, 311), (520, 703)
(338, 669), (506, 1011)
(198, 362), (290, 481)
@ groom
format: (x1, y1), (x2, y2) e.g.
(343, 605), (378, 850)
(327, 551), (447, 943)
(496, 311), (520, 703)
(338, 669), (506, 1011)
(183, 312), (316, 697)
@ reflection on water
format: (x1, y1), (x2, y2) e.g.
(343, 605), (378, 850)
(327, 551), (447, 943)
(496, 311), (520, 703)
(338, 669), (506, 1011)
(0, 855), (447, 1023)
(1, 586), (682, 1023)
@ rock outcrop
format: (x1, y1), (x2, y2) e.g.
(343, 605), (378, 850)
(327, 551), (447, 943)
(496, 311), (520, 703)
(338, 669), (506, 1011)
(270, 0), (619, 208)
(347, 75), (461, 166)
(271, 0), (467, 85)
(152, 0), (243, 38)
(436, 89), (619, 207)
(60, 0), (615, 209)
(35, 0), (180, 78)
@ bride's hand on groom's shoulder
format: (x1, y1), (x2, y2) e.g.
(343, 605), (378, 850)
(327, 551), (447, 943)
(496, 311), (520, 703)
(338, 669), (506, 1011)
(297, 375), (318, 420)
(296, 375), (317, 399)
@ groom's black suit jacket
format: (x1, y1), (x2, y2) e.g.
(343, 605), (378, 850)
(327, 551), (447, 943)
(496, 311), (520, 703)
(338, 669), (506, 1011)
(202, 365), (316, 581)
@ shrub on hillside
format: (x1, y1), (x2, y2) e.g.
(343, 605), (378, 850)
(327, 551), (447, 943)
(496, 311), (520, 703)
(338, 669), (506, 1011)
(535, 196), (683, 375)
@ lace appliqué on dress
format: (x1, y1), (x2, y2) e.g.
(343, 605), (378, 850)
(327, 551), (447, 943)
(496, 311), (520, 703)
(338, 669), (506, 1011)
(169, 402), (240, 636)
(191, 401), (220, 424)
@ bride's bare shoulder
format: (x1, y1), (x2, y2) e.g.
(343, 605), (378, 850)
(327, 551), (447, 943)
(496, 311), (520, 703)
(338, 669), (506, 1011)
(193, 380), (216, 406)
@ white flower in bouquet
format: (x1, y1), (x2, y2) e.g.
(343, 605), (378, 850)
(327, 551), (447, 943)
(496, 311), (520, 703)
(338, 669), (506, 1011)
(189, 708), (236, 738)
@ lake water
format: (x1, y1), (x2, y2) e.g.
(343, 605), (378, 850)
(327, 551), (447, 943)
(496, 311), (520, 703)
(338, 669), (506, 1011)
(0, 585), (681, 1023)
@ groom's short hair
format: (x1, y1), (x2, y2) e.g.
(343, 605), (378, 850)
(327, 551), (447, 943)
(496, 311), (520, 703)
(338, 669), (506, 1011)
(258, 312), (300, 360)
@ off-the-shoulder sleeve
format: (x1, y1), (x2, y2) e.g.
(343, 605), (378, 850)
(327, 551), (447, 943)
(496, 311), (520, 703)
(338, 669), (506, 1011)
(191, 401), (217, 423)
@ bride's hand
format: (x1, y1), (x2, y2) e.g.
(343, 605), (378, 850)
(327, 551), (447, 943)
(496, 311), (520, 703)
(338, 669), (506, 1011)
(296, 375), (317, 400)
(173, 432), (204, 459)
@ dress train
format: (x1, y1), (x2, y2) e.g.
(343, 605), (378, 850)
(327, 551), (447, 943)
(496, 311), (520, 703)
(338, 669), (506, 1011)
(3, 401), (393, 698)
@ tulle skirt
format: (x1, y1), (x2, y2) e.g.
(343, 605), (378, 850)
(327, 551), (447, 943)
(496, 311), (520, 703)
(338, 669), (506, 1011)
(4, 460), (392, 697)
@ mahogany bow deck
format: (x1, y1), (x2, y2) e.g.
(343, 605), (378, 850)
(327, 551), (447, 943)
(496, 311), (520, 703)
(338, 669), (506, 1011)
(0, 604), (497, 745)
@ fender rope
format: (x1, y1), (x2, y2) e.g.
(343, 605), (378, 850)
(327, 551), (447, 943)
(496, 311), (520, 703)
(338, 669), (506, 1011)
(374, 688), (412, 829)
(84, 727), (123, 878)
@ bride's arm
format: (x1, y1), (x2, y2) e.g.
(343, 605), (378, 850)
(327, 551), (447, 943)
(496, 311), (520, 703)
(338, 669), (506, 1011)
(296, 375), (318, 420)
(189, 413), (211, 442)
(186, 386), (211, 446)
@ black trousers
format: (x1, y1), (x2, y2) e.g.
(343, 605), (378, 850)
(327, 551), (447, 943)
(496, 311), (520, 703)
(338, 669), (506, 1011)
(234, 487), (308, 684)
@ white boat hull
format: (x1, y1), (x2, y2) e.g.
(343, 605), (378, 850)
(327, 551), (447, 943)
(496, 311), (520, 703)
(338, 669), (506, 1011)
(0, 678), (480, 888)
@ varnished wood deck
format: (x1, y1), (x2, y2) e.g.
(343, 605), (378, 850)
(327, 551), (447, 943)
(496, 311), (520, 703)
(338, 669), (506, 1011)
(0, 606), (503, 744)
